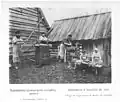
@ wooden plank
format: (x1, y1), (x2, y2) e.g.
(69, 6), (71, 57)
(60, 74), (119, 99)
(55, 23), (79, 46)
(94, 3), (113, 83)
(9, 10), (38, 19)
(9, 29), (46, 37)
(10, 17), (46, 28)
(10, 22), (45, 31)
(20, 8), (38, 15)
(19, 8), (38, 16)
(10, 12), (38, 22)
(9, 26), (47, 32)
(9, 24), (46, 31)
(103, 14), (111, 37)
(10, 8), (38, 17)
(9, 9), (37, 19)
(60, 20), (70, 40)
(22, 49), (35, 53)
(9, 32), (40, 38)
(79, 17), (88, 39)
(23, 52), (35, 56)
(84, 16), (95, 39)
(9, 20), (45, 28)
(27, 8), (38, 14)
(10, 22), (35, 29)
(9, 16), (38, 25)
(81, 17), (93, 39)
(74, 18), (82, 39)
(71, 18), (80, 39)
(9, 29), (45, 34)
(52, 21), (64, 41)
(56, 21), (65, 41)
(9, 25), (38, 32)
(18, 33), (38, 38)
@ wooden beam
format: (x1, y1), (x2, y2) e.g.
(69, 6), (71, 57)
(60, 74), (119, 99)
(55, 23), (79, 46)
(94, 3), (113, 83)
(20, 7), (38, 15)
(10, 15), (38, 25)
(9, 24), (46, 31)
(9, 26), (47, 32)
(9, 8), (38, 17)
(10, 10), (38, 19)
(9, 29), (46, 34)
(10, 20), (45, 27)
(10, 12), (38, 22)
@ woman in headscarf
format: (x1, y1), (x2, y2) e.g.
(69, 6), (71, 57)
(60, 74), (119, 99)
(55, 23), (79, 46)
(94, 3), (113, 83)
(92, 48), (102, 65)
(81, 50), (88, 63)
(12, 31), (23, 69)
(80, 50), (89, 73)
(91, 48), (103, 75)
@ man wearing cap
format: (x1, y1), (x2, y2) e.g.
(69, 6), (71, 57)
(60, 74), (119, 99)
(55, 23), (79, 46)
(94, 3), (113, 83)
(64, 34), (73, 68)
(39, 33), (48, 44)
(64, 34), (72, 46)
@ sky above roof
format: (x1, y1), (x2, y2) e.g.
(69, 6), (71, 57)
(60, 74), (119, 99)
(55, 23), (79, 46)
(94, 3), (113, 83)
(42, 8), (110, 26)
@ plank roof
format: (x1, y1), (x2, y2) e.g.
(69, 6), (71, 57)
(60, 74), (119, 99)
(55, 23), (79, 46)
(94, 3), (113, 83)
(48, 12), (111, 41)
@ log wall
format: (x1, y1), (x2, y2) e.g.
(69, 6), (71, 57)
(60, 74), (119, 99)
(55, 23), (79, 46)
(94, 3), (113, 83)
(9, 7), (50, 57)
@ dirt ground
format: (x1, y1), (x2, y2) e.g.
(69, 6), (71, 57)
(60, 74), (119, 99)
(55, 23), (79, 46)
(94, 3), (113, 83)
(9, 58), (111, 84)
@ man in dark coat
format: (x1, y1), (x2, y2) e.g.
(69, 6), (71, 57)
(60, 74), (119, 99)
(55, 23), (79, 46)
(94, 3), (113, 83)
(64, 34), (73, 68)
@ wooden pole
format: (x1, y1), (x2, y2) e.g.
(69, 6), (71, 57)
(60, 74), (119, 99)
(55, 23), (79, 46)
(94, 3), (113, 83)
(21, 17), (44, 49)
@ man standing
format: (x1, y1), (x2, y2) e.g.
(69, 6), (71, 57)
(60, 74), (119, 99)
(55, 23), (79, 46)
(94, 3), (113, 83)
(39, 33), (48, 44)
(64, 34), (73, 68)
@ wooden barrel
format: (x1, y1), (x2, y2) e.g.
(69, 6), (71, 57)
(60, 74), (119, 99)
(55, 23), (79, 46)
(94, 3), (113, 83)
(35, 44), (50, 66)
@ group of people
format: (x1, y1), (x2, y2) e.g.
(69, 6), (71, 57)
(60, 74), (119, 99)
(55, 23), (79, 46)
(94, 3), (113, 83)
(11, 31), (48, 69)
(11, 30), (103, 72)
(58, 34), (103, 71)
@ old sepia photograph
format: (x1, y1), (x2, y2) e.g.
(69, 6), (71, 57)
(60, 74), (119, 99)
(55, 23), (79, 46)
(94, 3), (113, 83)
(9, 7), (111, 84)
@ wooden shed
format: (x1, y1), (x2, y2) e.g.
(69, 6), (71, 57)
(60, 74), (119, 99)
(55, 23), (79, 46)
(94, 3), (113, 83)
(48, 12), (111, 67)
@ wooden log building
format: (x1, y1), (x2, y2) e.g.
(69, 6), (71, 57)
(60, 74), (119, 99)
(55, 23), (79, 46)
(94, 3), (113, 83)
(9, 8), (50, 58)
(48, 12), (111, 67)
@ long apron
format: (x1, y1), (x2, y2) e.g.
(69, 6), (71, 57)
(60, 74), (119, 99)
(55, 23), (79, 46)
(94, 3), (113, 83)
(58, 44), (65, 59)
(13, 43), (21, 63)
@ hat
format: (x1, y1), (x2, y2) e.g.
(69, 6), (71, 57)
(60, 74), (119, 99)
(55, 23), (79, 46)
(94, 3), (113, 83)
(79, 46), (82, 48)
(15, 31), (20, 38)
(82, 50), (86, 53)
(94, 48), (98, 51)
(68, 33), (72, 37)
(42, 33), (45, 35)
(15, 30), (20, 34)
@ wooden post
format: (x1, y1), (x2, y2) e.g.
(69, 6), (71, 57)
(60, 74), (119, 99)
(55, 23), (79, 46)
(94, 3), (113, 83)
(64, 49), (67, 62)
(38, 8), (41, 32)
(36, 8), (40, 39)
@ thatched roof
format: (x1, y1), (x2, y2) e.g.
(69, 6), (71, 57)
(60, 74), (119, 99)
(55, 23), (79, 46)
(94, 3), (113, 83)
(48, 12), (111, 41)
